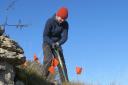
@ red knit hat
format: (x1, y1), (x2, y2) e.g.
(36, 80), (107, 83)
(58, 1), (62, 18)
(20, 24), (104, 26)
(56, 7), (68, 20)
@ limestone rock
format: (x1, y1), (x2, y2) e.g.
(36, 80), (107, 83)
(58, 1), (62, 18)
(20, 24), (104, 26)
(0, 33), (26, 85)
(0, 35), (26, 65)
(0, 62), (15, 85)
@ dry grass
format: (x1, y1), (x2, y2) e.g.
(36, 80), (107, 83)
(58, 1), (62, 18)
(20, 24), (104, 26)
(15, 61), (85, 85)
(15, 61), (51, 85)
(62, 82), (85, 85)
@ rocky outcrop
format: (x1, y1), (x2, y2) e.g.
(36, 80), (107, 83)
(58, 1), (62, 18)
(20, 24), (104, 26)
(0, 35), (25, 65)
(0, 27), (26, 85)
(0, 62), (15, 85)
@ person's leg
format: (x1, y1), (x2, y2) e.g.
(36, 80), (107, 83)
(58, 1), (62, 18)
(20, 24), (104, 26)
(57, 47), (69, 82)
(42, 43), (53, 79)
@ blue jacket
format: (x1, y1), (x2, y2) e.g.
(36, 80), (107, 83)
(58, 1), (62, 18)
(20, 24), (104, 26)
(43, 15), (69, 46)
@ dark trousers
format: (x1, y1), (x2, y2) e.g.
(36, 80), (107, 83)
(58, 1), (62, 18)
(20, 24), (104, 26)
(42, 43), (69, 82)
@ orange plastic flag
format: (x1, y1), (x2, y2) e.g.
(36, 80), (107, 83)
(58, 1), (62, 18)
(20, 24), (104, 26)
(52, 58), (59, 67)
(34, 54), (38, 61)
(48, 66), (55, 74)
(33, 54), (40, 64)
(76, 66), (82, 75)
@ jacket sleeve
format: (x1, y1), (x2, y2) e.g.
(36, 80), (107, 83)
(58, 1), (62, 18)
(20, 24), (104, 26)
(58, 23), (69, 45)
(43, 19), (53, 45)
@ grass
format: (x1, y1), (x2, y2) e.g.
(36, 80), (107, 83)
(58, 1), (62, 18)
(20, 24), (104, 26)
(15, 61), (85, 85)
(15, 61), (51, 85)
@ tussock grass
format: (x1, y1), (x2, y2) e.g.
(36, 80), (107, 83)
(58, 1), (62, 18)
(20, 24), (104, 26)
(15, 61), (51, 85)
(15, 61), (85, 85)
(62, 82), (84, 85)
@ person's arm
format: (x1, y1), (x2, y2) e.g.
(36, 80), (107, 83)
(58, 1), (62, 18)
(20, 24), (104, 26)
(58, 23), (69, 45)
(43, 19), (53, 45)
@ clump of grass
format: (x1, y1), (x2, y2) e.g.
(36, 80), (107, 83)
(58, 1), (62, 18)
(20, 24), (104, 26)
(15, 61), (86, 85)
(62, 81), (88, 85)
(15, 61), (51, 85)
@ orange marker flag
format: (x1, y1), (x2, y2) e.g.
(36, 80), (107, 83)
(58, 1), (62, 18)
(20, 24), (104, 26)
(48, 58), (59, 74)
(76, 66), (82, 75)
(48, 66), (55, 74)
(52, 58), (59, 67)
(33, 54), (40, 64)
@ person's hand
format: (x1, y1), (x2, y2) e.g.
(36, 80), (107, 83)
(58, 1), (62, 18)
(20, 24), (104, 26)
(52, 42), (59, 48)
(55, 42), (59, 47)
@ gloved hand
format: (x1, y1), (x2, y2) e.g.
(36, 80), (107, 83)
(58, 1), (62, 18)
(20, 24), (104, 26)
(52, 42), (59, 48)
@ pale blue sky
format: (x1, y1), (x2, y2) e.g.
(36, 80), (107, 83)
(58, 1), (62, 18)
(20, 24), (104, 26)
(0, 0), (128, 85)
